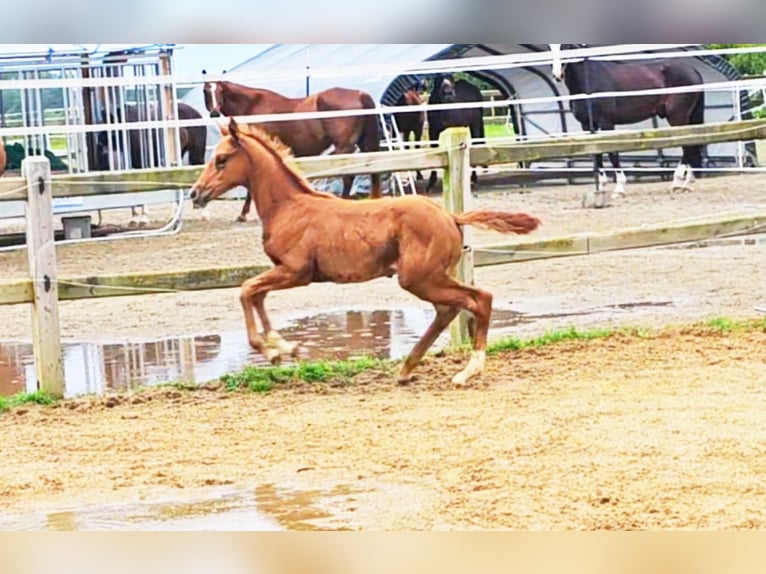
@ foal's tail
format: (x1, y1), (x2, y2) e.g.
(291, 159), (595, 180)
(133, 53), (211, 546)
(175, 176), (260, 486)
(453, 211), (541, 234)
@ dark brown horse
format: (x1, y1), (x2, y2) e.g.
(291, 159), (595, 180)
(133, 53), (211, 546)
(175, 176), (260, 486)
(96, 101), (207, 170)
(393, 80), (426, 180)
(203, 78), (382, 221)
(0, 138), (6, 177)
(550, 43), (706, 202)
(95, 101), (207, 225)
(189, 118), (541, 385)
(425, 74), (486, 193)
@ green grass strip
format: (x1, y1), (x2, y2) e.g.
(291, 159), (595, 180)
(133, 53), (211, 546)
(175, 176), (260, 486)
(220, 356), (389, 393)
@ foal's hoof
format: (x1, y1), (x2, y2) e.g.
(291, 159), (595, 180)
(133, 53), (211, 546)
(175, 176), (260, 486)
(397, 375), (413, 386)
(236, 216), (247, 223)
(265, 348), (281, 364)
(291, 345), (308, 359)
(451, 372), (470, 387)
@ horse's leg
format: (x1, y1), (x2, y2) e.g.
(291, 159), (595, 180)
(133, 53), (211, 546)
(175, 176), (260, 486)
(666, 94), (703, 193)
(673, 145), (698, 193)
(397, 304), (460, 384)
(240, 266), (311, 363)
(609, 150), (627, 196)
(329, 144), (359, 199)
(399, 276), (493, 386)
(583, 152), (607, 208)
(671, 154), (694, 193)
(129, 205), (149, 227)
(425, 170), (438, 194)
(414, 126), (424, 180)
(340, 175), (355, 199)
(237, 191), (252, 222)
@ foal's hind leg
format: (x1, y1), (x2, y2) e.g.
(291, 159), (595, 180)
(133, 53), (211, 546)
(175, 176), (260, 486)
(400, 277), (493, 385)
(397, 304), (460, 384)
(240, 267), (310, 363)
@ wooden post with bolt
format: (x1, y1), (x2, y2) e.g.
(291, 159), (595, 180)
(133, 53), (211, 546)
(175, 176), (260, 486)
(439, 127), (474, 349)
(23, 156), (65, 398)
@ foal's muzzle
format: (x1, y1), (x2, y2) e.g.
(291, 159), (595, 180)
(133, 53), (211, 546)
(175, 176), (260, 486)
(189, 187), (208, 208)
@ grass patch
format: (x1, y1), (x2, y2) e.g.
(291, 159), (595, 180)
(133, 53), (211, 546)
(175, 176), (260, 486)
(0, 390), (58, 412)
(704, 316), (766, 333)
(220, 356), (389, 393)
(163, 380), (199, 392)
(487, 325), (624, 355)
(706, 316), (738, 332)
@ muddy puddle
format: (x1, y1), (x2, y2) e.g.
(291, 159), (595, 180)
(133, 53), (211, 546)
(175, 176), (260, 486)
(0, 483), (356, 531)
(0, 301), (674, 398)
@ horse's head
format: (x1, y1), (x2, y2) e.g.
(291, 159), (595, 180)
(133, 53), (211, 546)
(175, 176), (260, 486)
(190, 117), (252, 208)
(550, 44), (588, 82)
(203, 79), (225, 118)
(434, 75), (458, 103)
(402, 82), (424, 106)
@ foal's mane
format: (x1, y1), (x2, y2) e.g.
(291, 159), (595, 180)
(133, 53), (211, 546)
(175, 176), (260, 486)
(236, 124), (331, 198)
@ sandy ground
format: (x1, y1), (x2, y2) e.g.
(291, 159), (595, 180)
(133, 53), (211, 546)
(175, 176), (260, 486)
(2, 324), (766, 530)
(1, 172), (766, 530)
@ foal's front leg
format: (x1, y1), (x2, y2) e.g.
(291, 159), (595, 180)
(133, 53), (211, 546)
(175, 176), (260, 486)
(240, 266), (310, 364)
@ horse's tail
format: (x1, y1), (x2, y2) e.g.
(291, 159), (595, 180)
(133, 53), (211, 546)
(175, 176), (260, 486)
(359, 91), (382, 198)
(453, 211), (541, 235)
(358, 92), (380, 154)
(685, 69), (706, 170)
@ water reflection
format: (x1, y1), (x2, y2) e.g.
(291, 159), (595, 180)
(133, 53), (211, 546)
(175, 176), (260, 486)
(0, 491), (283, 531)
(0, 307), (524, 398)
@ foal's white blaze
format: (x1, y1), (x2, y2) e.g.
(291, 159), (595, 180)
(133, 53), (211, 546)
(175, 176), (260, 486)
(550, 43), (563, 81)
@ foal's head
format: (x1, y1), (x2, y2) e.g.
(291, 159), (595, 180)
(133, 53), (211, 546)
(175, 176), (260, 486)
(190, 117), (293, 209)
(190, 117), (254, 208)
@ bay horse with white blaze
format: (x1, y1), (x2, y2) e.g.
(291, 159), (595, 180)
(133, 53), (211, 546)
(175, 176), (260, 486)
(189, 118), (541, 386)
(550, 44), (706, 204)
(203, 76), (382, 221)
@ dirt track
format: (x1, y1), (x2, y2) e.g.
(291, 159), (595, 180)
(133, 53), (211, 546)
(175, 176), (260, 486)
(2, 323), (766, 530)
(1, 172), (766, 530)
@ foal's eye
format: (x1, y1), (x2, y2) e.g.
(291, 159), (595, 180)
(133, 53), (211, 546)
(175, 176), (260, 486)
(215, 155), (227, 170)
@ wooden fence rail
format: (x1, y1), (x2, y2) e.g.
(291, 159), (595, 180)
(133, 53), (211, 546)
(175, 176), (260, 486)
(1, 118), (765, 201)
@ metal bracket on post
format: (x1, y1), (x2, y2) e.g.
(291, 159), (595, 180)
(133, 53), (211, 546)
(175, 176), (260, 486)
(439, 127), (474, 349)
(23, 156), (65, 398)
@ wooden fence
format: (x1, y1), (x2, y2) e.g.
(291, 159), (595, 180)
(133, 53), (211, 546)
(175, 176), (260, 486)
(3, 118), (766, 397)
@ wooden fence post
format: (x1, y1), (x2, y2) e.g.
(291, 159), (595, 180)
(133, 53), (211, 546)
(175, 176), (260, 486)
(23, 156), (65, 398)
(440, 127), (474, 348)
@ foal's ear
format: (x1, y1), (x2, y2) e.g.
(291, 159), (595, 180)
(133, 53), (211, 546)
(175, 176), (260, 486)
(228, 117), (241, 144)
